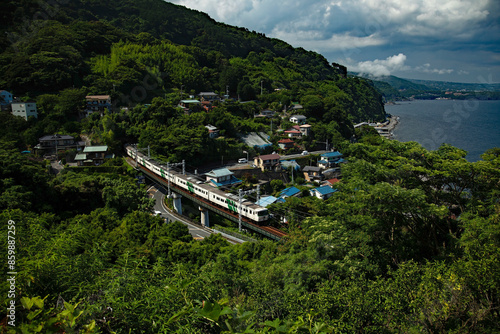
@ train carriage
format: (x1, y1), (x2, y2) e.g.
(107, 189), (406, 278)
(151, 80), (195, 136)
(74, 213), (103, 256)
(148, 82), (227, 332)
(125, 144), (269, 223)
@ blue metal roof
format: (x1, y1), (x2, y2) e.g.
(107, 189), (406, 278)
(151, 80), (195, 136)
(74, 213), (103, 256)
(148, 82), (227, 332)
(280, 186), (300, 198)
(321, 151), (343, 158)
(314, 186), (336, 195)
(256, 196), (285, 207)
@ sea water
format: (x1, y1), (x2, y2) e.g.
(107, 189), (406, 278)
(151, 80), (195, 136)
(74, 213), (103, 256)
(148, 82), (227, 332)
(385, 99), (500, 162)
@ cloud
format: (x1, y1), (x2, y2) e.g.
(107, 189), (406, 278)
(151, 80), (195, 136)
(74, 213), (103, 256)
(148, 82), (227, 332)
(167, 0), (500, 82)
(348, 53), (408, 77)
(415, 63), (454, 75)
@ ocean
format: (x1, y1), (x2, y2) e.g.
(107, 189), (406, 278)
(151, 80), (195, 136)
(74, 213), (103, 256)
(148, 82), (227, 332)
(385, 99), (500, 162)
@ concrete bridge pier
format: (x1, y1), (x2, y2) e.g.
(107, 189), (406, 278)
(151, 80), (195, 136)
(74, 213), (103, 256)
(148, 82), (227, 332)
(199, 206), (210, 227)
(172, 192), (182, 215)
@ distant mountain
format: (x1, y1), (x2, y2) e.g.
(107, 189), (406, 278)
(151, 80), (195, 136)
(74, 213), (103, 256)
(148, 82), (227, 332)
(406, 79), (500, 92)
(352, 72), (500, 100)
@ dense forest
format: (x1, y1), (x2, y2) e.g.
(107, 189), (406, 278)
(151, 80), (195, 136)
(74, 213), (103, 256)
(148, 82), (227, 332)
(1, 0), (499, 333)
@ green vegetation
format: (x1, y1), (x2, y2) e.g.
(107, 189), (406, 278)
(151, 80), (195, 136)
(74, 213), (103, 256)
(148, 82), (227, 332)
(1, 1), (499, 333)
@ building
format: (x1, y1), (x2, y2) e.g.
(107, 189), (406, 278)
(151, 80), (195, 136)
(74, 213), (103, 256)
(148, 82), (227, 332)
(83, 95), (112, 117)
(318, 151), (344, 169)
(254, 153), (281, 171)
(289, 114), (307, 124)
(35, 134), (83, 157)
(299, 124), (312, 136)
(74, 145), (114, 166)
(205, 124), (219, 138)
(278, 138), (294, 150)
(256, 195), (285, 207)
(284, 126), (302, 138)
(260, 109), (275, 117)
(279, 186), (301, 199)
(11, 102), (37, 120)
(0, 90), (13, 111)
(178, 99), (201, 113)
(198, 92), (219, 102)
(302, 166), (324, 182)
(205, 168), (242, 187)
(310, 185), (337, 200)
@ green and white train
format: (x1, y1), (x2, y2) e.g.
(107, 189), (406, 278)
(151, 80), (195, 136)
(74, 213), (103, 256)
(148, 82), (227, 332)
(126, 145), (269, 223)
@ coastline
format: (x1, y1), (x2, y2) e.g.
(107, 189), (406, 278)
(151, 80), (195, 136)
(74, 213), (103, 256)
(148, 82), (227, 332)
(374, 115), (400, 139)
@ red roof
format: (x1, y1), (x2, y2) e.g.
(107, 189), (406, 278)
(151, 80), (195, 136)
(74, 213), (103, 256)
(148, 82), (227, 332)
(284, 130), (301, 134)
(257, 153), (280, 161)
(327, 178), (340, 185)
(278, 139), (294, 143)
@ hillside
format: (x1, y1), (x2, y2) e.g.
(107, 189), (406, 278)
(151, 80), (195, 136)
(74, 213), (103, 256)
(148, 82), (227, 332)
(1, 1), (499, 333)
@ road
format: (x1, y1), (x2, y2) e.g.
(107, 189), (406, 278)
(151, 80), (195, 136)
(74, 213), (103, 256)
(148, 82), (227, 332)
(203, 150), (330, 172)
(148, 184), (214, 240)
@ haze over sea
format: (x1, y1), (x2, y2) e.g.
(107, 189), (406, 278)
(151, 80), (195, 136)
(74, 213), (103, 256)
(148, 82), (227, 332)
(385, 99), (500, 162)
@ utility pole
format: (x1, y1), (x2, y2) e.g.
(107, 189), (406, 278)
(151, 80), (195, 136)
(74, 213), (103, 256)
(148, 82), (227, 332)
(238, 189), (243, 232)
(260, 80), (263, 96)
(182, 159), (185, 175)
(135, 144), (138, 166)
(257, 185), (260, 203)
(167, 162), (171, 197)
(148, 145), (150, 159)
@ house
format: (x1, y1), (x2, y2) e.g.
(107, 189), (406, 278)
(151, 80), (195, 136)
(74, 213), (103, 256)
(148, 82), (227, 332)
(289, 115), (307, 124)
(299, 124), (312, 136)
(303, 166), (324, 182)
(83, 95), (112, 117)
(256, 196), (285, 207)
(74, 145), (114, 166)
(35, 134), (83, 157)
(11, 101), (37, 120)
(0, 90), (13, 111)
(205, 124), (219, 138)
(254, 153), (281, 171)
(289, 103), (304, 112)
(198, 92), (219, 102)
(260, 109), (275, 117)
(278, 138), (294, 150)
(279, 186), (301, 199)
(205, 168), (241, 187)
(318, 151), (344, 169)
(310, 186), (337, 200)
(284, 128), (302, 138)
(178, 99), (201, 113)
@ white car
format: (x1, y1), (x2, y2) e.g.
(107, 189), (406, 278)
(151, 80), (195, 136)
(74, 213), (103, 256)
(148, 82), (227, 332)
(301, 150), (309, 155)
(238, 158), (248, 163)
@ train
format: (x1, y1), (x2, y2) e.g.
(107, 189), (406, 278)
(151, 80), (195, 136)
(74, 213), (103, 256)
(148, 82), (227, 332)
(125, 145), (270, 223)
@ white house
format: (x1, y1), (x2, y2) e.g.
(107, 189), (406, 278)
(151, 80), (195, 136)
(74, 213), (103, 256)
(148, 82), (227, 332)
(11, 102), (37, 120)
(310, 186), (336, 200)
(289, 115), (307, 124)
(205, 124), (219, 138)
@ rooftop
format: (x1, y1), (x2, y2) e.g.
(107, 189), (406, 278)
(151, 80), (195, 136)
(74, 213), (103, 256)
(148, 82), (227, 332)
(256, 196), (285, 207)
(280, 186), (300, 198)
(83, 145), (108, 153)
(313, 185), (336, 196)
(39, 134), (74, 141)
(257, 153), (280, 161)
(206, 168), (233, 178)
(278, 139), (294, 143)
(303, 166), (322, 172)
(86, 95), (110, 99)
(321, 151), (343, 158)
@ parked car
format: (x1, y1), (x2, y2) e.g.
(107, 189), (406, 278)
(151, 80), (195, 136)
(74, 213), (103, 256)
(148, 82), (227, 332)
(301, 150), (309, 156)
(238, 158), (248, 163)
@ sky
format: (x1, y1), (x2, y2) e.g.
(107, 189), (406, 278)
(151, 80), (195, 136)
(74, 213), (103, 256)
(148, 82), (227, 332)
(167, 0), (500, 84)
